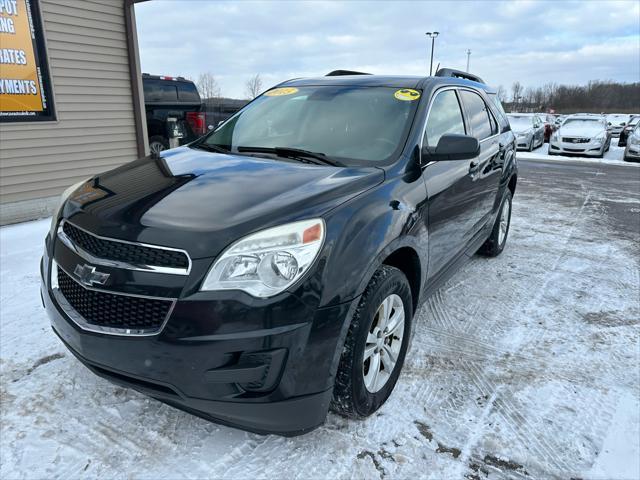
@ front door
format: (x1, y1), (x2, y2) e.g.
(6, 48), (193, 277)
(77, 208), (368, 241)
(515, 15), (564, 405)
(421, 88), (480, 281)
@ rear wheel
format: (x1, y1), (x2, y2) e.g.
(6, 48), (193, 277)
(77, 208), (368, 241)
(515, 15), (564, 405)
(331, 265), (412, 418)
(149, 136), (169, 155)
(478, 189), (512, 257)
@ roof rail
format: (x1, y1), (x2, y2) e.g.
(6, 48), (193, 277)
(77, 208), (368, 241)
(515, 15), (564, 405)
(326, 70), (372, 76)
(435, 68), (484, 84)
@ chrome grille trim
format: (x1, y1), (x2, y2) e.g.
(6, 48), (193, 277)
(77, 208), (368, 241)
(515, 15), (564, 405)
(51, 261), (176, 336)
(57, 220), (192, 276)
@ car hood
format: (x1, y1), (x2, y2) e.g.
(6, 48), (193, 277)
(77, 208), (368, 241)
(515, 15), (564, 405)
(513, 128), (533, 135)
(63, 147), (384, 259)
(559, 124), (604, 138)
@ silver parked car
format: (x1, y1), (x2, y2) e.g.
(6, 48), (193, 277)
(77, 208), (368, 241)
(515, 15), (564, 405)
(624, 123), (640, 162)
(507, 114), (545, 151)
(549, 115), (611, 158)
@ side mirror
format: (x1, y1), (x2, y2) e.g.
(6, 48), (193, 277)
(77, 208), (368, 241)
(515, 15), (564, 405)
(423, 134), (480, 161)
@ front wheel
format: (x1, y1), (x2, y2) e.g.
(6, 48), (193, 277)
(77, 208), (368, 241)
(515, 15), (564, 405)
(331, 265), (413, 419)
(478, 189), (512, 257)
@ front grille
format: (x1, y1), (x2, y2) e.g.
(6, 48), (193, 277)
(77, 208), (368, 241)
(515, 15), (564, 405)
(62, 222), (188, 270)
(563, 137), (590, 143)
(57, 268), (173, 331)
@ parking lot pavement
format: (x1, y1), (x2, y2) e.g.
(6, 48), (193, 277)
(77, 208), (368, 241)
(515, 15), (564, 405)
(1, 160), (639, 480)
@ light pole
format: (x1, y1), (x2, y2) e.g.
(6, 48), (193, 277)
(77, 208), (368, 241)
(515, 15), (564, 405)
(466, 49), (471, 72)
(425, 32), (439, 76)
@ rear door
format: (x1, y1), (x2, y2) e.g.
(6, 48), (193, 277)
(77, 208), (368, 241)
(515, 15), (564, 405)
(457, 89), (502, 238)
(422, 88), (478, 281)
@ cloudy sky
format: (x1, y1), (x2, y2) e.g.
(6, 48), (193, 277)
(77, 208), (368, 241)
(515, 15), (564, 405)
(135, 0), (639, 99)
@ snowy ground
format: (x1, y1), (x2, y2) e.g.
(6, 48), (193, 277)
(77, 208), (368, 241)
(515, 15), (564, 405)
(1, 161), (639, 480)
(517, 138), (639, 167)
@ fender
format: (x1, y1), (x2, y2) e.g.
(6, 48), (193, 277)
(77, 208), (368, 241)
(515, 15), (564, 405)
(314, 169), (429, 309)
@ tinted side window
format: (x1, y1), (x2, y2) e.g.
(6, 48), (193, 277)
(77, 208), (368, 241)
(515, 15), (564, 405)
(143, 80), (178, 102)
(460, 90), (493, 140)
(424, 90), (466, 147)
(488, 93), (509, 132)
(178, 82), (201, 102)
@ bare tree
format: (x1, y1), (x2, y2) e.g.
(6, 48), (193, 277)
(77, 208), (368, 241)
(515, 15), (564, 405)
(511, 81), (523, 105)
(196, 72), (221, 100)
(495, 85), (507, 102)
(245, 74), (264, 99)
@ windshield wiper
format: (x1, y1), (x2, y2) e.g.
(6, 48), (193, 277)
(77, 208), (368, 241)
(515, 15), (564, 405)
(236, 146), (342, 167)
(191, 143), (230, 154)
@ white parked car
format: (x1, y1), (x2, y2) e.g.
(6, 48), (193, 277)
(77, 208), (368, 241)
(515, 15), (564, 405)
(624, 123), (640, 162)
(507, 114), (545, 151)
(606, 114), (630, 137)
(549, 115), (611, 158)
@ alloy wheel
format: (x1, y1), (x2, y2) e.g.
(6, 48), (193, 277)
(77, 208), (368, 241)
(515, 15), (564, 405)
(149, 141), (165, 155)
(363, 294), (405, 393)
(498, 197), (511, 246)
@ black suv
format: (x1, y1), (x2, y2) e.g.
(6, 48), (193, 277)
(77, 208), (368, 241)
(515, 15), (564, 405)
(42, 69), (517, 435)
(142, 74), (206, 154)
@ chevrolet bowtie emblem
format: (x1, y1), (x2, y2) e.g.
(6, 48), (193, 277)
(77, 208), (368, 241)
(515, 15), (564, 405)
(74, 264), (110, 287)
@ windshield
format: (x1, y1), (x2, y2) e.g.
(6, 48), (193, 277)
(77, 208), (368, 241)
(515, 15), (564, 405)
(606, 115), (628, 124)
(562, 118), (603, 129)
(507, 116), (533, 130)
(198, 85), (421, 165)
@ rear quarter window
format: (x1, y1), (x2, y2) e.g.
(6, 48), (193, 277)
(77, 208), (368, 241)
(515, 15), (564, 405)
(487, 93), (510, 132)
(178, 83), (201, 102)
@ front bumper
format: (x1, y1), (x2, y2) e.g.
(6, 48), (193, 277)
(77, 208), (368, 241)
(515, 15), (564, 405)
(41, 244), (355, 436)
(515, 135), (532, 150)
(548, 140), (604, 156)
(624, 144), (640, 160)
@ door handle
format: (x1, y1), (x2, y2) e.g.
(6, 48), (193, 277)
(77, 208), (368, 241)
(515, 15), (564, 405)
(469, 160), (479, 174)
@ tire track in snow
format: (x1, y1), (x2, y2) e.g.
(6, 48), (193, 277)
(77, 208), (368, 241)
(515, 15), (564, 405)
(464, 360), (573, 475)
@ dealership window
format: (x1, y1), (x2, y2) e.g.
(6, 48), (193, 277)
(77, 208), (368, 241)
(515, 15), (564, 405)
(0, 0), (56, 122)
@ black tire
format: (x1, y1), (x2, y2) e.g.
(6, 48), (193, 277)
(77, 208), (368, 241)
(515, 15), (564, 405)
(331, 265), (413, 419)
(478, 189), (512, 257)
(149, 136), (169, 155)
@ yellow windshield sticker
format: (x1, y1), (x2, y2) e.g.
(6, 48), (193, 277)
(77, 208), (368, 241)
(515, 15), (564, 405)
(265, 87), (299, 97)
(394, 89), (421, 101)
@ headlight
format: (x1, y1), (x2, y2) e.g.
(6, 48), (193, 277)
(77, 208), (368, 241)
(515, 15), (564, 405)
(593, 133), (605, 145)
(48, 179), (90, 239)
(630, 136), (640, 146)
(551, 132), (559, 142)
(201, 219), (325, 297)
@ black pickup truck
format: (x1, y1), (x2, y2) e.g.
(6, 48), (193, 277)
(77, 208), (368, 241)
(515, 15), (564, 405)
(142, 74), (207, 154)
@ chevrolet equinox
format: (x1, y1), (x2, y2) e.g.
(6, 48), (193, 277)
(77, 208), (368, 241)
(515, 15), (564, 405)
(41, 69), (517, 435)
